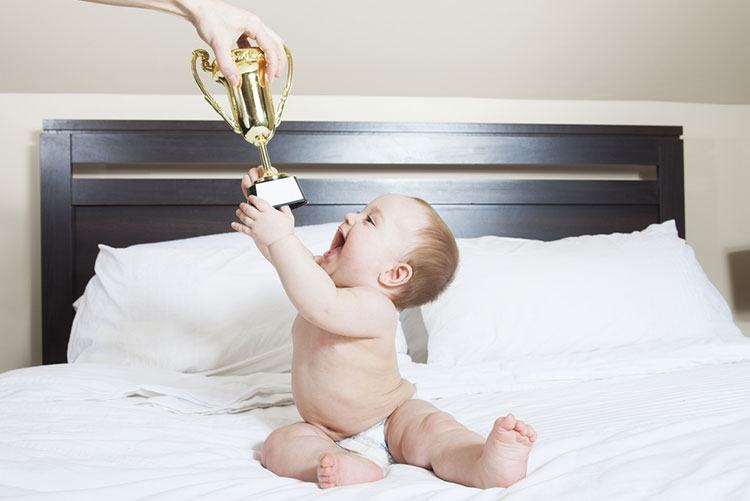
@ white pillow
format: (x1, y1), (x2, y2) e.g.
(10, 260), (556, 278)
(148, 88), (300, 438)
(422, 220), (742, 367)
(69, 222), (409, 375)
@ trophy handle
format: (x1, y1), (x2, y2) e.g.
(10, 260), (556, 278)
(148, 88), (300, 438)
(273, 44), (294, 129)
(191, 49), (240, 133)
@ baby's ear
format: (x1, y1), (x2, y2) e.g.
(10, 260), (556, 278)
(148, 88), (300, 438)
(378, 262), (413, 288)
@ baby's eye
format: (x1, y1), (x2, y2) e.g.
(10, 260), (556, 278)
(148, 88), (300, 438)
(365, 215), (374, 225)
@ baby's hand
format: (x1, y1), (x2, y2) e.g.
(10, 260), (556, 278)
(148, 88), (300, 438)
(233, 195), (294, 248)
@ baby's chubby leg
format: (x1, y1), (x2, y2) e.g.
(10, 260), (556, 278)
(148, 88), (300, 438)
(262, 422), (383, 488)
(385, 399), (536, 489)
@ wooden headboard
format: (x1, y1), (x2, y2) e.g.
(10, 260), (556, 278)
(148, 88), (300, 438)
(40, 120), (684, 364)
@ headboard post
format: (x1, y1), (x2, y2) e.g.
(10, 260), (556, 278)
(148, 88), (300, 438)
(40, 133), (74, 365)
(658, 138), (686, 238)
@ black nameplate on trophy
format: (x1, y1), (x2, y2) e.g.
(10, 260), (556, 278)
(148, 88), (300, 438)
(249, 176), (307, 210)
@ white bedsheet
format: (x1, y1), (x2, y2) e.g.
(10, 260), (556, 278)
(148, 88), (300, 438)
(2, 341), (750, 500)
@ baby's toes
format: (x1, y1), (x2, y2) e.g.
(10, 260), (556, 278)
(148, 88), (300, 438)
(317, 454), (338, 488)
(514, 419), (529, 434)
(517, 421), (538, 443)
(496, 414), (517, 431)
(511, 419), (534, 442)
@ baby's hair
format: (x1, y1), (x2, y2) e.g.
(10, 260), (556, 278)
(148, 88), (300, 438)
(392, 197), (459, 310)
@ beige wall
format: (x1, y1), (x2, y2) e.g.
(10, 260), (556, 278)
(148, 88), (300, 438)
(5, 0), (750, 104)
(1, 93), (749, 372)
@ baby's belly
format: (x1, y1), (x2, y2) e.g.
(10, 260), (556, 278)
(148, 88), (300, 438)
(292, 373), (415, 441)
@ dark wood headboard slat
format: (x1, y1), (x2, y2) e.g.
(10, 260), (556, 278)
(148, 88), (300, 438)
(45, 119), (684, 137)
(70, 132), (665, 166)
(72, 178), (659, 207)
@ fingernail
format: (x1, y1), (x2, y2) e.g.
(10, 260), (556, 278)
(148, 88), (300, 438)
(229, 75), (240, 87)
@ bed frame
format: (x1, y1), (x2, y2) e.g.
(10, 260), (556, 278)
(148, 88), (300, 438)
(40, 120), (684, 365)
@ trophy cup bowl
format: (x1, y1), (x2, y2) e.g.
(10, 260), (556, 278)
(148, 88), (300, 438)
(192, 45), (306, 209)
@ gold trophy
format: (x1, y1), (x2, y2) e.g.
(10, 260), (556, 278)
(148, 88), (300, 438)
(191, 45), (306, 209)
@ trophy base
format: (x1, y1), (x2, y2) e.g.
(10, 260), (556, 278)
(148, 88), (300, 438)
(249, 175), (307, 210)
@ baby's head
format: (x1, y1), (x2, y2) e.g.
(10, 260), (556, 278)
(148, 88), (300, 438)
(321, 194), (458, 310)
(390, 196), (459, 309)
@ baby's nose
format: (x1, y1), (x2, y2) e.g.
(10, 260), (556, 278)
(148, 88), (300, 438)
(344, 213), (357, 224)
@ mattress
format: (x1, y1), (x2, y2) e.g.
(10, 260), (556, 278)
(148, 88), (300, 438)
(2, 345), (750, 500)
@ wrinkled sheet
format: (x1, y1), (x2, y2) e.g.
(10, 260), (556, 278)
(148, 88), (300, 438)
(2, 342), (750, 500)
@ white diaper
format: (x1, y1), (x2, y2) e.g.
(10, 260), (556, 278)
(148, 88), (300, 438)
(335, 418), (395, 468)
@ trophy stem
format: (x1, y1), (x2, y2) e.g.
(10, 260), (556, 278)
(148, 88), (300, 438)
(256, 141), (274, 179)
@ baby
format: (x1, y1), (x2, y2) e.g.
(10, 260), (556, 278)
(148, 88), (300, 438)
(232, 166), (537, 489)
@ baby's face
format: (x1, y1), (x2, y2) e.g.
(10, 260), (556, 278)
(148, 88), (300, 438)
(319, 194), (428, 288)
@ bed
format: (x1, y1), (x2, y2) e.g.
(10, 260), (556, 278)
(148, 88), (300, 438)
(2, 120), (749, 499)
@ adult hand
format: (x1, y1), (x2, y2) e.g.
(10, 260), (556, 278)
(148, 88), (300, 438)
(188, 0), (285, 87)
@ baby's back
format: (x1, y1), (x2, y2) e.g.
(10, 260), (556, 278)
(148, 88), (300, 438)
(291, 314), (415, 441)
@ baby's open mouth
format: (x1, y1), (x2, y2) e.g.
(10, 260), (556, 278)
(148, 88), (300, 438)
(324, 226), (346, 260)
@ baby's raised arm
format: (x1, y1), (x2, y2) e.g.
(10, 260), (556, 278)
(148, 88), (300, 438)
(233, 196), (394, 338)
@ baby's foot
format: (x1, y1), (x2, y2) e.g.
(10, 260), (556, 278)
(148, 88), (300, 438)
(317, 452), (384, 489)
(476, 414), (537, 489)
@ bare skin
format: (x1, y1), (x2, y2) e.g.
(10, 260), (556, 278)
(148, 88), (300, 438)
(386, 400), (537, 489)
(233, 166), (537, 489)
